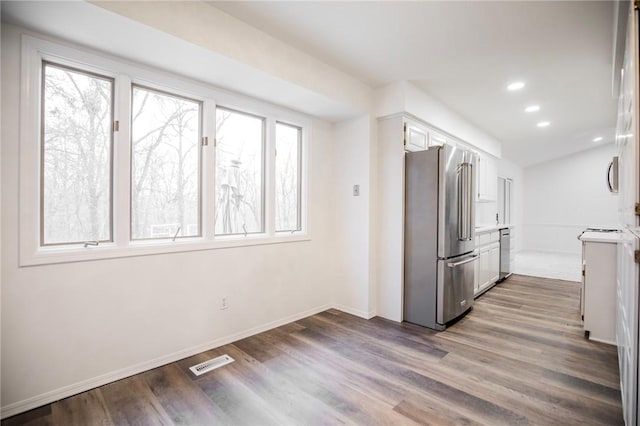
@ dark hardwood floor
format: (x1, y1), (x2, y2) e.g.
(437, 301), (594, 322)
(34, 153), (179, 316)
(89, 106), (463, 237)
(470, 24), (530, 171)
(3, 274), (623, 425)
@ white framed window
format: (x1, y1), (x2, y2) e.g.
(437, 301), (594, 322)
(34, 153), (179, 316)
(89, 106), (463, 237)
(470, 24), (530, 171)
(40, 61), (115, 246)
(130, 85), (203, 240)
(275, 122), (302, 232)
(19, 34), (310, 266)
(214, 107), (265, 236)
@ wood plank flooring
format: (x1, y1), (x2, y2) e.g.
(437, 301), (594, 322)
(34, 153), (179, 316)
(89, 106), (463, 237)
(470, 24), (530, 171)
(3, 274), (623, 425)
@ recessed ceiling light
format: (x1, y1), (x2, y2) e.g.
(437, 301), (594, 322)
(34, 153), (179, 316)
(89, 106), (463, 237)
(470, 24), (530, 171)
(507, 81), (525, 91)
(536, 121), (550, 128)
(593, 136), (603, 142)
(525, 105), (540, 113)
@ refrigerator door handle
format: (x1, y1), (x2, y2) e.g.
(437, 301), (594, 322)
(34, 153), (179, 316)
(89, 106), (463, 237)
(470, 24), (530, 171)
(466, 162), (474, 239)
(447, 255), (479, 268)
(457, 163), (473, 241)
(457, 164), (464, 241)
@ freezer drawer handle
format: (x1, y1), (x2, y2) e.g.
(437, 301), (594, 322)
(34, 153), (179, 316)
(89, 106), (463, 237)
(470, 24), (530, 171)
(447, 255), (479, 268)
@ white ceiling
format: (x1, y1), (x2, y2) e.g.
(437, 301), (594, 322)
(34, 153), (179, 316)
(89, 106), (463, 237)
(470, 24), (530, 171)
(1, 1), (619, 166)
(210, 1), (618, 166)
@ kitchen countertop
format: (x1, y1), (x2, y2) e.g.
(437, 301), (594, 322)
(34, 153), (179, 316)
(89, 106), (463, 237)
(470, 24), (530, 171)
(579, 231), (623, 244)
(475, 224), (513, 233)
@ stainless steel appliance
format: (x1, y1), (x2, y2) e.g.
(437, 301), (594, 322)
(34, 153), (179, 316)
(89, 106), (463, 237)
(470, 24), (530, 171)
(404, 145), (477, 330)
(498, 228), (511, 281)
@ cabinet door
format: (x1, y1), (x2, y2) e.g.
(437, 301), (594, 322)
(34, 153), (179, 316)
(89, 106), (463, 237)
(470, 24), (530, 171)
(478, 243), (500, 292)
(477, 155), (498, 202)
(404, 120), (428, 152)
(430, 131), (447, 147)
(478, 248), (491, 289)
(488, 244), (500, 283)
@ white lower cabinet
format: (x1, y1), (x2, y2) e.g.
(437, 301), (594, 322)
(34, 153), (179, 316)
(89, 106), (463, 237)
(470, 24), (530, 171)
(580, 236), (618, 345)
(474, 230), (501, 297)
(478, 243), (499, 293)
(489, 244), (500, 282)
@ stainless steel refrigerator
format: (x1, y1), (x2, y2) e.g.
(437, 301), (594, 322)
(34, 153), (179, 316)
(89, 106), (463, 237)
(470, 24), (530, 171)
(404, 145), (477, 330)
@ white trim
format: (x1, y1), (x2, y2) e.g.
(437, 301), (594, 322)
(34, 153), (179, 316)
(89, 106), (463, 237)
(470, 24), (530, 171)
(128, 84), (205, 241)
(115, 74), (132, 248)
(266, 117), (276, 234)
(213, 106), (268, 237)
(332, 304), (377, 320)
(0, 302), (333, 419)
(588, 336), (616, 346)
(18, 33), (312, 267)
(22, 234), (311, 267)
(203, 99), (217, 241)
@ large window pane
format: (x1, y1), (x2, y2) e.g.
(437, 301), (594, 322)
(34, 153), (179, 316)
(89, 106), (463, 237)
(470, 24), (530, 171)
(215, 108), (264, 235)
(131, 86), (201, 240)
(41, 62), (113, 245)
(275, 122), (301, 232)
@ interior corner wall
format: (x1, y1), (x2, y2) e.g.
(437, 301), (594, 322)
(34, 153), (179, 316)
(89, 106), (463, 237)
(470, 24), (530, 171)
(332, 115), (375, 319)
(522, 143), (618, 254)
(375, 115), (405, 323)
(1, 25), (338, 416)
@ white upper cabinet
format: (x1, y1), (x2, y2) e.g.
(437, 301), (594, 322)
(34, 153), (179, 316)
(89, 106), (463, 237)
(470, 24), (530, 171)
(404, 118), (428, 152)
(477, 154), (498, 202)
(429, 131), (447, 147)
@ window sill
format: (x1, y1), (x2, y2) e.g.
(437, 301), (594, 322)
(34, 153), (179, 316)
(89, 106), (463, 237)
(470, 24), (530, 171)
(20, 234), (311, 267)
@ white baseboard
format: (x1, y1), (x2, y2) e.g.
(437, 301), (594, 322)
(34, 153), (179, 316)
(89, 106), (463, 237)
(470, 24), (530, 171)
(1, 302), (333, 420)
(332, 304), (376, 319)
(588, 336), (617, 346)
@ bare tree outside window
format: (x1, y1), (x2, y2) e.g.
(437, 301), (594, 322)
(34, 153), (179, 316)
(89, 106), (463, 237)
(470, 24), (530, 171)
(215, 108), (264, 235)
(41, 62), (113, 245)
(275, 122), (301, 231)
(131, 86), (201, 240)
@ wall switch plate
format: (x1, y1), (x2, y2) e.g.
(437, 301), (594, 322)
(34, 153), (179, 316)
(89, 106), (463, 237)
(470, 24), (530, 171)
(353, 185), (360, 196)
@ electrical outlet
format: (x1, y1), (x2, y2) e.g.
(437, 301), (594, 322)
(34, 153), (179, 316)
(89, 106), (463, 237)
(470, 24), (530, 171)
(220, 297), (229, 310)
(353, 184), (360, 196)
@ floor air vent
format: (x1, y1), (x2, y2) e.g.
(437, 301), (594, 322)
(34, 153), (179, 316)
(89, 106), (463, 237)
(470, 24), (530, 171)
(189, 354), (234, 376)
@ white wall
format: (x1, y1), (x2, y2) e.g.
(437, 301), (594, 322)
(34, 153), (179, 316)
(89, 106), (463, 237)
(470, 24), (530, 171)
(523, 144), (618, 254)
(1, 24), (339, 416)
(333, 115), (376, 318)
(376, 116), (406, 322)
